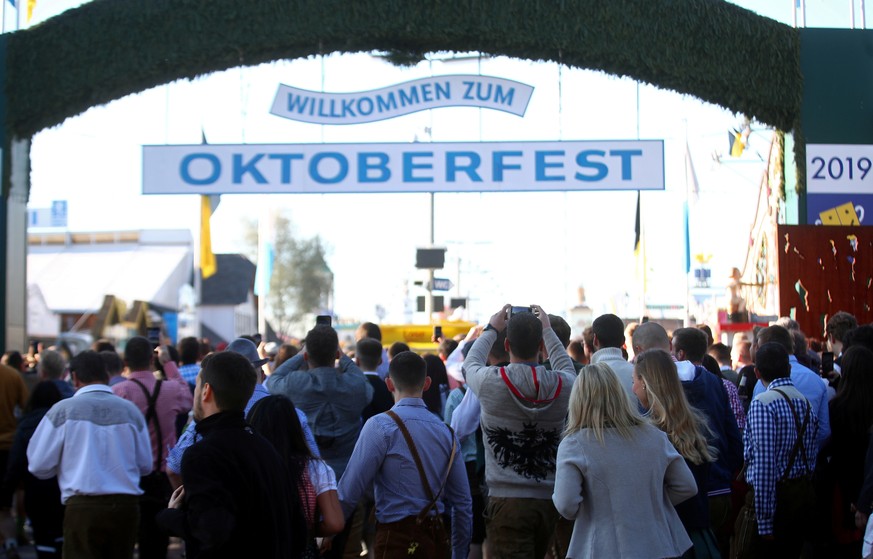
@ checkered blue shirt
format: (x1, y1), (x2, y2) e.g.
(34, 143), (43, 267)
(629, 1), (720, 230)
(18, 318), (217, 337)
(744, 377), (819, 535)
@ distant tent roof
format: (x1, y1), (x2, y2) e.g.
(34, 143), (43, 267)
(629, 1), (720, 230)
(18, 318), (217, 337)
(201, 254), (256, 306)
(28, 230), (192, 314)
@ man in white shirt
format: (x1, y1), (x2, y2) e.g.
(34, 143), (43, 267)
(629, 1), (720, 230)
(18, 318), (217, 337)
(28, 350), (152, 559)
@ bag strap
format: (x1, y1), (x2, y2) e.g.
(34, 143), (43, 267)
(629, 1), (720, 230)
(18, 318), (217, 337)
(771, 388), (811, 479)
(130, 378), (164, 472)
(385, 410), (457, 520)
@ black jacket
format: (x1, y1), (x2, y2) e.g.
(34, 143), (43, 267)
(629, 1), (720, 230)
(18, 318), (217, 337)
(157, 411), (305, 559)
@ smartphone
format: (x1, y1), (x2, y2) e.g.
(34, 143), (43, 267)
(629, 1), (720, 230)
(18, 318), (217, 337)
(433, 325), (443, 339)
(316, 315), (332, 327)
(147, 327), (161, 349)
(821, 351), (834, 375)
(252, 333), (263, 346)
(642, 316), (650, 323)
(510, 306), (532, 317)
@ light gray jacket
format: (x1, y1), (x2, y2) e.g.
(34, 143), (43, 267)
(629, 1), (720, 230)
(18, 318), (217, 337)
(553, 424), (696, 559)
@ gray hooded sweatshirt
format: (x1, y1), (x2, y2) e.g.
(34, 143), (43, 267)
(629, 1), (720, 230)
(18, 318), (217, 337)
(463, 327), (576, 499)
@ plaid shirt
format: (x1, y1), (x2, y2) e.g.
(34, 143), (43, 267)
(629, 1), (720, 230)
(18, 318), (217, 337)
(744, 377), (818, 535)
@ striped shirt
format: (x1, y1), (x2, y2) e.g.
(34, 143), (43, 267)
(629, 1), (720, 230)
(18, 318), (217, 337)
(744, 377), (818, 535)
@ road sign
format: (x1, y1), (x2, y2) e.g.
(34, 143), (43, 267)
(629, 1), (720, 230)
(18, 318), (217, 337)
(432, 278), (454, 291)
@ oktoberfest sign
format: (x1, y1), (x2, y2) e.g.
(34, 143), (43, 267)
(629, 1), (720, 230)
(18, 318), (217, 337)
(142, 140), (665, 195)
(269, 75), (534, 125)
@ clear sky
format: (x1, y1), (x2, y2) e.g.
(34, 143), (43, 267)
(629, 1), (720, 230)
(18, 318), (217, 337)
(22, 0), (857, 328)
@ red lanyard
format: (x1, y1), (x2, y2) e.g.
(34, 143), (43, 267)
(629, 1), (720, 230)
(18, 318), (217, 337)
(499, 365), (563, 404)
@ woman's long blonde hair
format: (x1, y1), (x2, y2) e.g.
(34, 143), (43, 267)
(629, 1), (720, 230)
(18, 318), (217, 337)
(565, 362), (645, 443)
(633, 349), (716, 465)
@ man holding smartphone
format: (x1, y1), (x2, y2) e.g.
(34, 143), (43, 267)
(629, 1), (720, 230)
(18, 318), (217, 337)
(462, 304), (576, 559)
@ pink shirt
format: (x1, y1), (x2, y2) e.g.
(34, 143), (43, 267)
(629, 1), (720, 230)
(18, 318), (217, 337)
(113, 361), (193, 472)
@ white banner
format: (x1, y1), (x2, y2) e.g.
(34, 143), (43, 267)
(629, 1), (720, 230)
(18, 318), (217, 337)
(142, 141), (665, 195)
(270, 75), (534, 125)
(807, 144), (873, 194)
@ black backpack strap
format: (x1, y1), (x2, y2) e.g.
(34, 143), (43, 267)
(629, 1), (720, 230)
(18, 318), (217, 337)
(771, 388), (811, 479)
(130, 378), (163, 472)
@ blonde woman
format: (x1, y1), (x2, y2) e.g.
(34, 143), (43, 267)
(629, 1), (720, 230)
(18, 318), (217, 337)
(634, 349), (720, 559)
(553, 362), (696, 558)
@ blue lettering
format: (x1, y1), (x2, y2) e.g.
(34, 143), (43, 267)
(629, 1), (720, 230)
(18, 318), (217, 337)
(476, 82), (492, 102)
(446, 152), (483, 182)
(494, 85), (515, 105)
(180, 154), (221, 185)
(357, 97), (374, 116)
(609, 149), (643, 180)
(341, 98), (356, 117)
(403, 152), (434, 183)
(421, 83), (433, 102)
(286, 93), (310, 114)
(376, 92), (397, 113)
(462, 81), (475, 100)
(232, 154), (267, 184)
(267, 154), (304, 183)
(574, 150), (608, 182)
(329, 99), (341, 118)
(435, 81), (450, 100)
(492, 151), (523, 181)
(536, 151), (565, 181)
(358, 152), (391, 182)
(399, 87), (420, 107)
(317, 99), (330, 118)
(309, 152), (349, 184)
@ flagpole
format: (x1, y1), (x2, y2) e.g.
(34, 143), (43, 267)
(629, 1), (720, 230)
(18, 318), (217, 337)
(636, 82), (647, 321)
(684, 120), (692, 327)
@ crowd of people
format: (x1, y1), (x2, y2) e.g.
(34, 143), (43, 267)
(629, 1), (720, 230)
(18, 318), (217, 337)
(0, 305), (872, 559)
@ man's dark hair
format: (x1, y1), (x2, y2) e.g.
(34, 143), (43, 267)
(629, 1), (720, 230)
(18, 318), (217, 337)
(199, 351), (256, 412)
(756, 325), (794, 354)
(790, 329), (812, 369)
(592, 314), (625, 349)
(99, 350), (124, 376)
(708, 342), (731, 366)
(389, 351), (427, 392)
(548, 315), (572, 348)
(582, 326), (596, 355)
(696, 324), (714, 347)
(506, 312), (542, 361)
(438, 338), (458, 358)
(672, 327), (709, 363)
(124, 336), (154, 371)
(845, 325), (873, 353)
(827, 311), (858, 345)
(178, 337), (200, 365)
(92, 338), (116, 353)
(356, 322), (382, 341)
(199, 339), (213, 359)
(388, 342), (410, 359)
(356, 338), (383, 371)
(755, 342), (791, 382)
(489, 329), (510, 363)
(3, 351), (23, 371)
(304, 325), (339, 367)
(70, 350), (109, 384)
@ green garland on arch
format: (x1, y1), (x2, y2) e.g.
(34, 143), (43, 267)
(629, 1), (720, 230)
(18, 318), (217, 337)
(5, 0), (801, 140)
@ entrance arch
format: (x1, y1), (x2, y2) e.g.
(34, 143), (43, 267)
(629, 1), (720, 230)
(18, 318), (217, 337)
(6, 0), (800, 140)
(1, 0), (801, 350)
